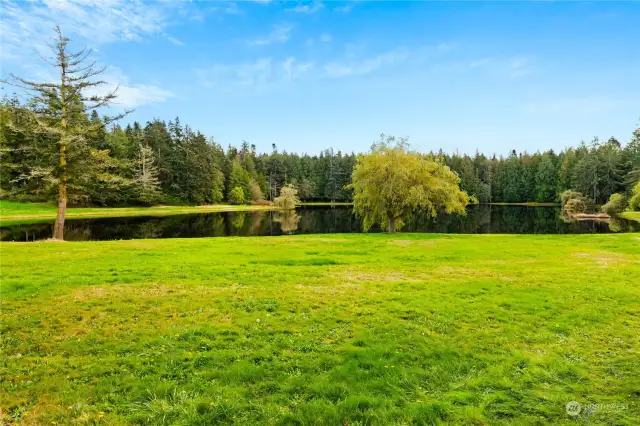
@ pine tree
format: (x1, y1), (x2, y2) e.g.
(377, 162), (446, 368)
(1, 26), (128, 239)
(133, 144), (161, 204)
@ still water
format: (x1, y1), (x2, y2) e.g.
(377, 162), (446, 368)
(2, 205), (638, 241)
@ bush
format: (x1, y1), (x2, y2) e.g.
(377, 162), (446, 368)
(228, 187), (245, 205)
(559, 189), (593, 215)
(601, 193), (627, 215)
(564, 198), (586, 214)
(250, 182), (264, 202)
(274, 184), (300, 210)
(559, 190), (584, 207)
(629, 182), (640, 211)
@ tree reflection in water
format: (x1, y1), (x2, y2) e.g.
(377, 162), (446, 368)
(2, 206), (638, 241)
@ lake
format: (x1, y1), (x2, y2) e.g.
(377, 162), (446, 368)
(2, 205), (638, 242)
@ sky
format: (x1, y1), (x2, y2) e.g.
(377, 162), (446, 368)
(1, 0), (639, 156)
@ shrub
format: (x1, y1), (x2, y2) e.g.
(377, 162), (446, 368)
(564, 198), (586, 214)
(601, 193), (628, 215)
(250, 182), (265, 202)
(228, 187), (245, 205)
(629, 182), (640, 211)
(274, 185), (300, 210)
(559, 190), (584, 207)
(559, 190), (593, 215)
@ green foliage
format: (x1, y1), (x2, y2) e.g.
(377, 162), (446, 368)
(1, 34), (638, 209)
(349, 135), (470, 232)
(227, 159), (252, 202)
(133, 144), (161, 205)
(629, 181), (640, 211)
(274, 184), (300, 210)
(560, 190), (592, 215)
(601, 193), (628, 215)
(228, 186), (245, 205)
(1, 234), (639, 424)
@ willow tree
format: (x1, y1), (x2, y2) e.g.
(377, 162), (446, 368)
(348, 135), (471, 232)
(274, 184), (300, 210)
(1, 26), (126, 240)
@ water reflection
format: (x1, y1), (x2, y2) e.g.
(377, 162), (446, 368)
(1, 205), (638, 241)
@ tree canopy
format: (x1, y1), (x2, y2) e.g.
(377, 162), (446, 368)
(349, 135), (471, 232)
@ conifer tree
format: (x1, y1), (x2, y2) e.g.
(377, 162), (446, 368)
(1, 26), (127, 239)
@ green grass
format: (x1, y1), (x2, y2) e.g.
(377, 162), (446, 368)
(1, 234), (639, 425)
(0, 200), (277, 225)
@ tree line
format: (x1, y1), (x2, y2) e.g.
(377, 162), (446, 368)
(1, 27), (638, 213)
(3, 98), (638, 207)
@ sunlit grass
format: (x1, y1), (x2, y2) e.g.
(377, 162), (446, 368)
(1, 234), (639, 424)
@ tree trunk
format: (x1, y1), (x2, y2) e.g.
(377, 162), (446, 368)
(388, 216), (396, 233)
(53, 142), (67, 240)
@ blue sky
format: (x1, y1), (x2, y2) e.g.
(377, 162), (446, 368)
(1, 1), (639, 156)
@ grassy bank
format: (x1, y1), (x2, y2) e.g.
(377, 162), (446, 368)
(1, 234), (639, 425)
(0, 201), (279, 225)
(0, 201), (354, 225)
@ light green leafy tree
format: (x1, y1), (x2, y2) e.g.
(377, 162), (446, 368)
(348, 135), (471, 232)
(274, 184), (300, 210)
(229, 186), (245, 205)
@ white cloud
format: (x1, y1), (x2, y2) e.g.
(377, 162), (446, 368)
(196, 58), (314, 89)
(0, 0), (188, 63)
(324, 48), (410, 78)
(468, 55), (534, 79)
(334, 4), (352, 13)
(286, 2), (324, 13)
(166, 36), (185, 46)
(248, 24), (293, 46)
(89, 67), (175, 108)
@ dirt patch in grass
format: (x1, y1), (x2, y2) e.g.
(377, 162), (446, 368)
(71, 283), (225, 300)
(436, 266), (515, 281)
(388, 240), (437, 247)
(329, 269), (427, 283)
(572, 251), (633, 267)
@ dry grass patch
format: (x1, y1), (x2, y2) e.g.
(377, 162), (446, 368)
(572, 251), (635, 267)
(436, 265), (515, 281)
(387, 239), (437, 247)
(70, 283), (226, 301)
(329, 268), (427, 283)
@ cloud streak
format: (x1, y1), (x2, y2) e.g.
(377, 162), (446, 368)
(286, 3), (324, 14)
(248, 24), (293, 46)
(196, 58), (315, 89)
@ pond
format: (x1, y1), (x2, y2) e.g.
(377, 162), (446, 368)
(2, 205), (638, 242)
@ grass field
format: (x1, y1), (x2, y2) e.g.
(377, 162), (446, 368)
(1, 234), (639, 425)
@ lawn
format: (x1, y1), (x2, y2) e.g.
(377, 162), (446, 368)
(1, 234), (639, 425)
